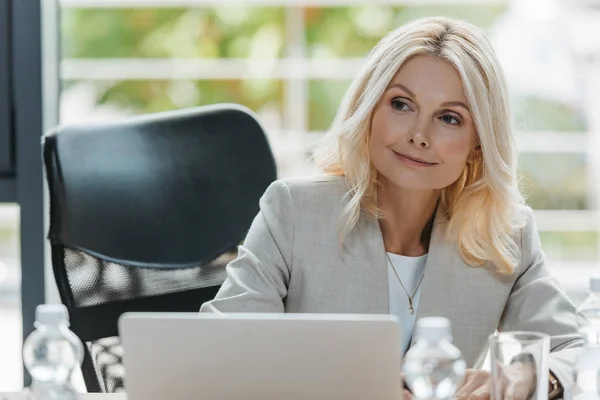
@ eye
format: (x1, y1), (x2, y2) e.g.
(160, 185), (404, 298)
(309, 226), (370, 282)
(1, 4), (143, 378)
(440, 114), (461, 125)
(391, 98), (412, 112)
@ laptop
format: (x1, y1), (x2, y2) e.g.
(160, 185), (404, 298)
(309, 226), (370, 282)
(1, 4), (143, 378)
(118, 312), (402, 400)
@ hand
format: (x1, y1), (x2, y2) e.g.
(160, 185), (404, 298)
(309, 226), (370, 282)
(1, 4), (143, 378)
(399, 372), (412, 400)
(455, 363), (536, 400)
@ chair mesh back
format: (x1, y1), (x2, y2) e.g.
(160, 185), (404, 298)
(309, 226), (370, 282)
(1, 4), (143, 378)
(63, 247), (232, 392)
(88, 336), (124, 393)
(64, 247), (230, 307)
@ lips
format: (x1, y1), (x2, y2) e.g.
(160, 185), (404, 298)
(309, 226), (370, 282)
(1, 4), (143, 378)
(393, 151), (438, 165)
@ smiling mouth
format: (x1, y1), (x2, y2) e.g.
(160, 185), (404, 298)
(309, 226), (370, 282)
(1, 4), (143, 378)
(393, 151), (438, 166)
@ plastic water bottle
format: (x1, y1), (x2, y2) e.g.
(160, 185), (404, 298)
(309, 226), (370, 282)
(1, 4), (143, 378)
(23, 304), (84, 400)
(403, 317), (467, 400)
(567, 326), (600, 400)
(578, 277), (600, 330)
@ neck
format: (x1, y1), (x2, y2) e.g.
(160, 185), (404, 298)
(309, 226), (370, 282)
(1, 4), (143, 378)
(378, 178), (440, 257)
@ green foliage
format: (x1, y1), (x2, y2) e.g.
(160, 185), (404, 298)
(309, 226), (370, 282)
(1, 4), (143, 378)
(305, 5), (506, 58)
(76, 79), (284, 115)
(308, 80), (350, 131)
(62, 7), (285, 58)
(539, 231), (599, 261)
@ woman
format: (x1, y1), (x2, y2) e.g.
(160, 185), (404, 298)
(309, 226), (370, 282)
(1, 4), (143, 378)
(201, 16), (582, 400)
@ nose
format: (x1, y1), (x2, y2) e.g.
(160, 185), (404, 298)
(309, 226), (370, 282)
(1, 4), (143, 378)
(407, 119), (431, 149)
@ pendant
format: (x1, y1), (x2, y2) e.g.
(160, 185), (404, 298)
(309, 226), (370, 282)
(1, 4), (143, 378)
(408, 298), (414, 315)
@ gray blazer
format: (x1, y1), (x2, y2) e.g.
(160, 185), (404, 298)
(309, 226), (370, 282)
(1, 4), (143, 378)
(201, 176), (583, 386)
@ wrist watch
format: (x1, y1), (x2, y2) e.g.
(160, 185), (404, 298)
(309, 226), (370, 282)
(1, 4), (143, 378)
(548, 370), (563, 400)
(509, 354), (563, 400)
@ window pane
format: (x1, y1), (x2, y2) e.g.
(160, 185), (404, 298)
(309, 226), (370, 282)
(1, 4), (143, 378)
(392, 5), (507, 29)
(308, 80), (351, 132)
(540, 231), (599, 262)
(61, 79), (284, 126)
(519, 153), (590, 210)
(61, 7), (285, 59)
(514, 96), (587, 132)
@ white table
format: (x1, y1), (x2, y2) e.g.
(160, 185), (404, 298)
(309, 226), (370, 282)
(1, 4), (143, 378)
(1, 393), (126, 400)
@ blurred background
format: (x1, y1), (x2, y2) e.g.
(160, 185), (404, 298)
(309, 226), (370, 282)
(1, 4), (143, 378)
(1, 0), (599, 391)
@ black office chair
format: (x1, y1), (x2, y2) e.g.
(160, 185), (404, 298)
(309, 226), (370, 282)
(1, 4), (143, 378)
(42, 104), (277, 393)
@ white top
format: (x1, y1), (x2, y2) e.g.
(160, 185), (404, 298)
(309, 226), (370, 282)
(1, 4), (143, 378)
(387, 252), (428, 354)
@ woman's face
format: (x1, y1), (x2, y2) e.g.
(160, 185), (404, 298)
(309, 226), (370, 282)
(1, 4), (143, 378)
(369, 55), (478, 191)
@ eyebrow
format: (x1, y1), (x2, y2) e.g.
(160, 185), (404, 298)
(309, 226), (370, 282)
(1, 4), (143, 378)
(440, 101), (470, 111)
(389, 83), (416, 98)
(388, 83), (470, 111)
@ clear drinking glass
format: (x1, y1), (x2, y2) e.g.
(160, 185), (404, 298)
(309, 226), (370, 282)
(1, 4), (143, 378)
(489, 331), (550, 400)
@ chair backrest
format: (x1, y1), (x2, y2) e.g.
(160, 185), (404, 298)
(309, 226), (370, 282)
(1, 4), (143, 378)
(43, 104), (277, 392)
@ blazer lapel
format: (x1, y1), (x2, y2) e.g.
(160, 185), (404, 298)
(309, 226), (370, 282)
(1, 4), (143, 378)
(410, 206), (495, 366)
(411, 206), (457, 338)
(349, 210), (390, 314)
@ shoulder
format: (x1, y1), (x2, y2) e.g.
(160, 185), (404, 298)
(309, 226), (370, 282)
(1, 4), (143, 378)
(261, 175), (350, 210)
(515, 204), (542, 270)
(258, 176), (350, 237)
(516, 204), (537, 243)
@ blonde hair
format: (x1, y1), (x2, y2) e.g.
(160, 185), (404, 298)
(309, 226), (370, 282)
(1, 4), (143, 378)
(313, 16), (525, 275)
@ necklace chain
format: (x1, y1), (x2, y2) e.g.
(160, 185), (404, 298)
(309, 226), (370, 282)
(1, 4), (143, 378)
(385, 252), (425, 315)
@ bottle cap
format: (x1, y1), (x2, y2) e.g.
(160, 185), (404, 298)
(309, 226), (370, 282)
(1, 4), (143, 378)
(35, 304), (70, 327)
(590, 277), (600, 293)
(415, 317), (452, 341)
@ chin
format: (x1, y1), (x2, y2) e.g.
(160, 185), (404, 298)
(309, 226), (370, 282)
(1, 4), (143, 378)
(381, 171), (451, 191)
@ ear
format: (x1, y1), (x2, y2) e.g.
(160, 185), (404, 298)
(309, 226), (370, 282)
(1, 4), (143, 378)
(467, 145), (481, 164)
